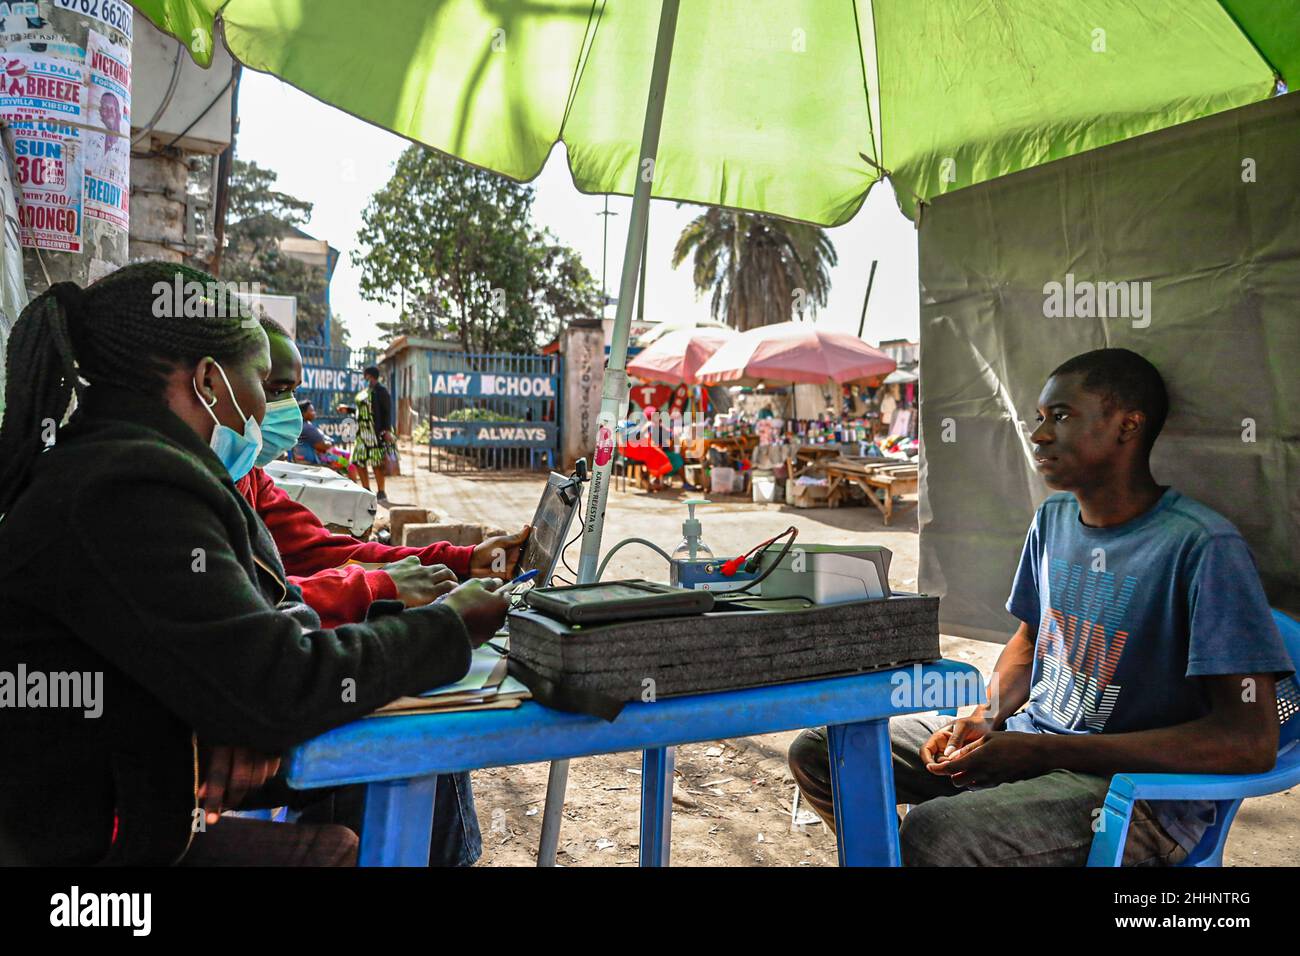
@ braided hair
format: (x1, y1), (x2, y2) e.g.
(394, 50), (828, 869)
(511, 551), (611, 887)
(0, 261), (265, 514)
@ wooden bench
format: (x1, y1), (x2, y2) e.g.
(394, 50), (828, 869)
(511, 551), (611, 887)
(824, 457), (919, 525)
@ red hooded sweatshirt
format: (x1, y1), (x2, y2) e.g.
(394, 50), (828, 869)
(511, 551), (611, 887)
(235, 467), (475, 628)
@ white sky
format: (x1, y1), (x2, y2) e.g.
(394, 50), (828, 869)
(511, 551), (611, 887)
(234, 70), (921, 352)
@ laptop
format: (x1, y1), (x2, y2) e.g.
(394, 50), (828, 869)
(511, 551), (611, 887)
(515, 472), (582, 587)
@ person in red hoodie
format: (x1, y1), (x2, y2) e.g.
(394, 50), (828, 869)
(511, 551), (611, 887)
(239, 318), (531, 629)
(240, 318), (531, 865)
(236, 464), (528, 627)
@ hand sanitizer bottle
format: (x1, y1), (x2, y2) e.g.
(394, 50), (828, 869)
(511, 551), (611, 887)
(670, 499), (714, 586)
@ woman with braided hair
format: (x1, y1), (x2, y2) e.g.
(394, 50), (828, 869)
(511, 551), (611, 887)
(0, 262), (509, 866)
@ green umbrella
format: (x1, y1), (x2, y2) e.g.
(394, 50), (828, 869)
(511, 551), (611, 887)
(137, 0), (1293, 225)
(132, 0), (1297, 866)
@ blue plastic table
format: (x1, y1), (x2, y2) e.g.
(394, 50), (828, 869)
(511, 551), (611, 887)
(285, 660), (983, 866)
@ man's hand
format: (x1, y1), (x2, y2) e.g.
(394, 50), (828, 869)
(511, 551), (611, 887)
(927, 731), (1046, 788)
(197, 745), (281, 826)
(920, 711), (997, 768)
(382, 556), (458, 607)
(469, 525), (531, 579)
(440, 578), (510, 646)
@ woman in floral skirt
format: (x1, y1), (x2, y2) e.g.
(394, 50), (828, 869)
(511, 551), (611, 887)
(340, 366), (394, 503)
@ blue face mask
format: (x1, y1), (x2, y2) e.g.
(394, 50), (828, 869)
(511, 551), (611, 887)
(194, 362), (263, 482)
(255, 395), (304, 467)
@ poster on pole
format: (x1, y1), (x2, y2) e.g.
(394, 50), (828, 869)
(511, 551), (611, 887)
(0, 41), (87, 251)
(83, 29), (129, 233)
(7, 120), (83, 251)
(0, 48), (85, 124)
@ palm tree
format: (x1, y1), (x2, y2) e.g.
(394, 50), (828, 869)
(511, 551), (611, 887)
(672, 208), (837, 332)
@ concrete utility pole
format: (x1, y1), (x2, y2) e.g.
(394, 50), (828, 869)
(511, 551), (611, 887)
(0, 2), (133, 293)
(0, 4), (240, 303)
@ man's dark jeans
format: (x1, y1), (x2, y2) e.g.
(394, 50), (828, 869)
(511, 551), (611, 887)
(788, 714), (1189, 866)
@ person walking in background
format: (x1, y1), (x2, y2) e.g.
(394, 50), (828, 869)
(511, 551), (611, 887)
(341, 365), (395, 503)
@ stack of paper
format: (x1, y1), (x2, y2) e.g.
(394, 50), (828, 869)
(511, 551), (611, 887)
(370, 646), (531, 717)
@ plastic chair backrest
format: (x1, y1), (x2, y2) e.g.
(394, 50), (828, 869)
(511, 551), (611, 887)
(1272, 609), (1300, 748)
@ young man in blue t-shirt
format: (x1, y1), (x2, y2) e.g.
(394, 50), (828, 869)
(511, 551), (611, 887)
(788, 348), (1293, 865)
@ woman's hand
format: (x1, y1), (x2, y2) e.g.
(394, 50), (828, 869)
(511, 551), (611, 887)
(469, 525), (531, 578)
(440, 579), (510, 646)
(382, 557), (458, 607)
(197, 745), (281, 825)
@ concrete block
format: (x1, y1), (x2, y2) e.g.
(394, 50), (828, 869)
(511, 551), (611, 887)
(403, 523), (484, 548)
(387, 507), (428, 546)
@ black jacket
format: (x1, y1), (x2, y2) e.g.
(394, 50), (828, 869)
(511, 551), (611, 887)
(0, 386), (472, 865)
(371, 382), (393, 435)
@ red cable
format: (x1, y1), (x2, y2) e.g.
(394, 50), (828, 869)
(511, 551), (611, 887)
(721, 527), (796, 576)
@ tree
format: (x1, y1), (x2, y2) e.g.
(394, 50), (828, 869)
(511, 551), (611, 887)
(328, 314), (351, 349)
(673, 208), (837, 332)
(353, 147), (600, 353)
(222, 159), (332, 342)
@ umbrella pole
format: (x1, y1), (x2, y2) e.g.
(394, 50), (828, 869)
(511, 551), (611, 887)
(538, 0), (681, 868)
(575, 0), (680, 585)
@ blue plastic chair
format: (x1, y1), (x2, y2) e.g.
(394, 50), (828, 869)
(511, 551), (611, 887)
(1087, 608), (1300, 866)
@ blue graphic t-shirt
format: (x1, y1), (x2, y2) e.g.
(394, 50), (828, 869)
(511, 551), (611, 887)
(1004, 488), (1292, 852)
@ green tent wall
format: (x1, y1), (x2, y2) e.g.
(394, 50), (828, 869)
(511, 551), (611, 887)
(918, 92), (1300, 642)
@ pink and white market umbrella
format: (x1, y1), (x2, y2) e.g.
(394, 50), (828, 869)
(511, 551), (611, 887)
(695, 321), (896, 387)
(627, 326), (738, 386)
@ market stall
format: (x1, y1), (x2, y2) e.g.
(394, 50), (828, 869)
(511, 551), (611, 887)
(672, 321), (918, 503)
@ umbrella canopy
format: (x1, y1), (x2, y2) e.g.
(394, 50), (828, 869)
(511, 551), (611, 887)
(695, 321), (896, 386)
(135, 1), (1295, 224)
(634, 317), (731, 347)
(883, 367), (919, 385)
(626, 326), (736, 385)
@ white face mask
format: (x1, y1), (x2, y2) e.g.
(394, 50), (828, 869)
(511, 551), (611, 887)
(193, 361), (263, 482)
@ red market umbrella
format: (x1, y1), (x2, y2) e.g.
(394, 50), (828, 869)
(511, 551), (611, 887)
(634, 318), (732, 347)
(627, 326), (738, 386)
(695, 321), (896, 387)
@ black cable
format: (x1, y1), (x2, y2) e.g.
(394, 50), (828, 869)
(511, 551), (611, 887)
(131, 42), (184, 147)
(731, 527), (791, 571)
(742, 526), (798, 573)
(155, 74), (234, 153)
(729, 527), (799, 596)
(559, 484), (584, 580)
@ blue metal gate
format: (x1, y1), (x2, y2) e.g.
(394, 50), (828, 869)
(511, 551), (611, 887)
(420, 351), (561, 472)
(297, 343), (379, 449)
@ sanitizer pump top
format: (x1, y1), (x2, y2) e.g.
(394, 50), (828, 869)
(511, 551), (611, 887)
(672, 498), (714, 563)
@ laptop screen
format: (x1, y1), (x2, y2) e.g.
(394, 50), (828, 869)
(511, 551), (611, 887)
(516, 472), (580, 586)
